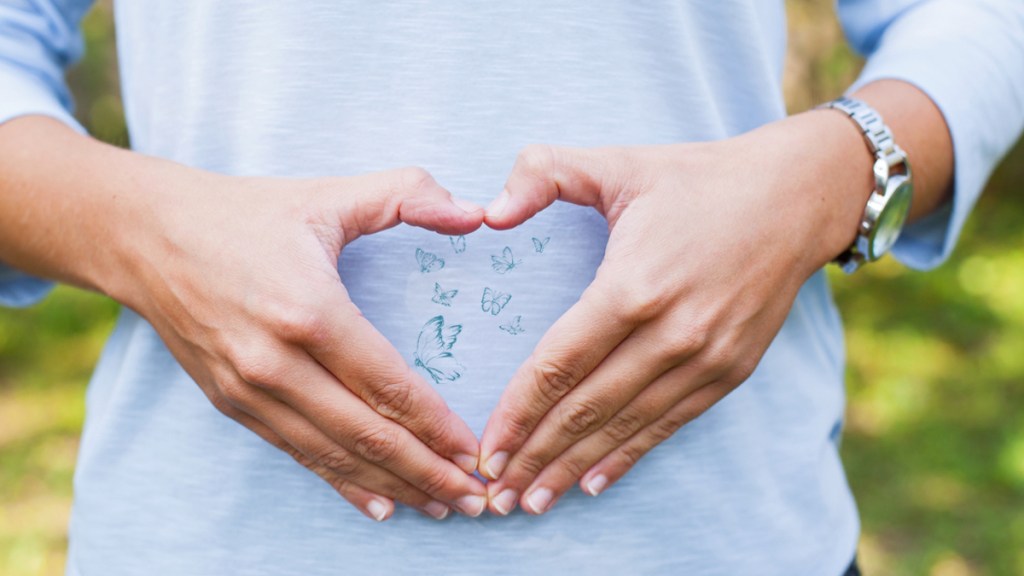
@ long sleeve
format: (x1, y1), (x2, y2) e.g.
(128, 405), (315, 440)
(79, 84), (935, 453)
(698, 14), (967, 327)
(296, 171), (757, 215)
(839, 0), (1024, 270)
(0, 0), (94, 306)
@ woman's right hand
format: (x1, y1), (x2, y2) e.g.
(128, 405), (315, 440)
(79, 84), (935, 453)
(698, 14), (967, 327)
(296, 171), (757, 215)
(107, 160), (489, 521)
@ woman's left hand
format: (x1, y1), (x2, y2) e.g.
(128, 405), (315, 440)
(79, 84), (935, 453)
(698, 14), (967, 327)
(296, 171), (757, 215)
(477, 111), (872, 515)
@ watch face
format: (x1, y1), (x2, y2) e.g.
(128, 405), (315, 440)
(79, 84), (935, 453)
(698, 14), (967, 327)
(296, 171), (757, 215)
(869, 176), (913, 260)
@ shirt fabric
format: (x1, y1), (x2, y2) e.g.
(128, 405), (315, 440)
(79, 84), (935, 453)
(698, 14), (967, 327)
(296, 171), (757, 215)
(1, 1), (1022, 575)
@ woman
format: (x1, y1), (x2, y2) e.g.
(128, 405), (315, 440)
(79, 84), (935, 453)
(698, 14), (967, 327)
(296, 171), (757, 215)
(1, 1), (1021, 574)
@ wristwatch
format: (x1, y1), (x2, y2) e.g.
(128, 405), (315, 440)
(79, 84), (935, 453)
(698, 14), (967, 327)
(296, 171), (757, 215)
(820, 96), (913, 274)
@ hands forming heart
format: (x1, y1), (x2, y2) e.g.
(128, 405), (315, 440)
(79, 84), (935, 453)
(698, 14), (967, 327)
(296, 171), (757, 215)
(127, 110), (862, 522)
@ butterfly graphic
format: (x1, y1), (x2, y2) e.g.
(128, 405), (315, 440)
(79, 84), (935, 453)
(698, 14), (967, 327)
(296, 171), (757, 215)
(499, 315), (525, 335)
(431, 282), (458, 307)
(414, 315), (465, 384)
(491, 246), (521, 274)
(532, 237), (550, 254)
(415, 248), (445, 274)
(450, 235), (467, 254)
(481, 287), (512, 316)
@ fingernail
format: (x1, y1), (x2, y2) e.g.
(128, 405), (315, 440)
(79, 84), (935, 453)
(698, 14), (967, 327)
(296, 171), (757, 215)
(455, 494), (487, 517)
(485, 190), (510, 218)
(452, 197), (482, 214)
(584, 474), (609, 496)
(525, 487), (554, 514)
(424, 500), (450, 520)
(491, 488), (519, 516)
(453, 453), (479, 474)
(483, 451), (509, 479)
(366, 499), (390, 522)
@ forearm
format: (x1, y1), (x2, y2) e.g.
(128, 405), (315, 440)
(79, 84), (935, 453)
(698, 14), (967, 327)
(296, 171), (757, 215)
(0, 115), (196, 302)
(745, 79), (954, 275)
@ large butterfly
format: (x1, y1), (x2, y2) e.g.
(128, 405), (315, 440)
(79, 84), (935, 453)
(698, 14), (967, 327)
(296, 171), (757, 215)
(481, 287), (512, 316)
(431, 282), (458, 307)
(532, 236), (550, 254)
(450, 235), (467, 254)
(499, 315), (525, 336)
(491, 246), (521, 274)
(416, 248), (445, 273)
(414, 315), (464, 384)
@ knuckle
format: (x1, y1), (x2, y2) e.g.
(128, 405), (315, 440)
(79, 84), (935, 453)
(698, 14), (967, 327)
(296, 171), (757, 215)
(517, 144), (556, 177)
(352, 426), (402, 464)
(618, 442), (648, 469)
(603, 410), (645, 443)
(365, 377), (415, 421)
(206, 391), (237, 416)
(269, 304), (327, 345)
(316, 448), (361, 477)
(217, 376), (255, 407)
(232, 355), (280, 389)
(501, 410), (534, 443)
(558, 400), (605, 438)
(650, 416), (684, 444)
(664, 326), (709, 360)
(556, 456), (588, 480)
(533, 360), (584, 401)
(416, 466), (452, 497)
(232, 356), (293, 396)
(612, 284), (665, 323)
(291, 450), (316, 470)
(513, 451), (546, 479)
(397, 166), (436, 193)
(320, 471), (354, 497)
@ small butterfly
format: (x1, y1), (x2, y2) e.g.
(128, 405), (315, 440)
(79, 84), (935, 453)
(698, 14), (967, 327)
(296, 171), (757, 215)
(414, 315), (464, 384)
(450, 235), (467, 254)
(499, 315), (525, 335)
(415, 248), (445, 274)
(431, 282), (458, 307)
(491, 246), (521, 274)
(481, 287), (512, 316)
(532, 237), (550, 253)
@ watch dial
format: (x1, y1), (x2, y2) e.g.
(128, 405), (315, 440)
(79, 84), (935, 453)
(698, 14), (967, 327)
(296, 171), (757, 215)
(870, 177), (913, 259)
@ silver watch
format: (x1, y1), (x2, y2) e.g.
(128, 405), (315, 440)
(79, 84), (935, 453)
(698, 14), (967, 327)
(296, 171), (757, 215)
(820, 96), (913, 274)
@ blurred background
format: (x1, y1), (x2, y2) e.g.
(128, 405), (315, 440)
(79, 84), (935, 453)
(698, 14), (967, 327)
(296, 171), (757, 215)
(1, 1), (1022, 574)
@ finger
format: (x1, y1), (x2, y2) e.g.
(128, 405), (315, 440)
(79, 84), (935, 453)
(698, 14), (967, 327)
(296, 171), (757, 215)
(225, 387), (454, 521)
(337, 167), (483, 241)
(511, 362), (716, 515)
(579, 380), (735, 499)
(291, 296), (481, 475)
(478, 279), (634, 481)
(234, 344), (488, 516)
(206, 386), (407, 521)
(484, 325), (678, 509)
(157, 332), (405, 519)
(485, 144), (627, 230)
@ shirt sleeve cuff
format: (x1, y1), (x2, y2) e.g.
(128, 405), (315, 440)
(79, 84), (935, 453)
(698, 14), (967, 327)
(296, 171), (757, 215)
(847, 1), (1024, 270)
(0, 61), (84, 307)
(0, 262), (53, 307)
(0, 59), (85, 132)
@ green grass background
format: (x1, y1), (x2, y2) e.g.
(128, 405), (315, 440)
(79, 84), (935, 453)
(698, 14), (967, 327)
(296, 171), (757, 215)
(1, 1), (1022, 574)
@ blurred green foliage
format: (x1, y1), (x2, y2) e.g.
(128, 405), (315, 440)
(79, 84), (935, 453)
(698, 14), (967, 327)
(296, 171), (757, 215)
(1, 1), (1022, 575)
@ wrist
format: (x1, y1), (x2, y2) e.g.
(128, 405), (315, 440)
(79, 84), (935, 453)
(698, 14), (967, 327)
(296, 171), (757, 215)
(742, 109), (877, 278)
(90, 150), (215, 312)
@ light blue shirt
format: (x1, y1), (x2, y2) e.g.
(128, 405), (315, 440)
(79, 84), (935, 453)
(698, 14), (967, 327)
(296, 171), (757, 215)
(2, 2), (1022, 575)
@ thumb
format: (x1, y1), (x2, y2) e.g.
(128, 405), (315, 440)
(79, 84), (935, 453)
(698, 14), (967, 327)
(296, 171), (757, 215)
(485, 144), (622, 230)
(339, 167), (484, 242)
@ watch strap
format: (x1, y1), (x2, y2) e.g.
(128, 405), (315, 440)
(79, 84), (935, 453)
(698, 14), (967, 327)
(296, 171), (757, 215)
(822, 96), (906, 170)
(818, 96), (911, 273)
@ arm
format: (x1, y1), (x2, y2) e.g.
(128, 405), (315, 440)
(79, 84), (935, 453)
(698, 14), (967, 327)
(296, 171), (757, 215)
(476, 0), (1024, 515)
(0, 4), (488, 521)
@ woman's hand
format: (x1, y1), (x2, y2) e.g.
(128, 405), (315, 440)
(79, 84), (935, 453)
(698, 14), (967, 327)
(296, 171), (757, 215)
(477, 110), (876, 515)
(112, 164), (490, 521)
